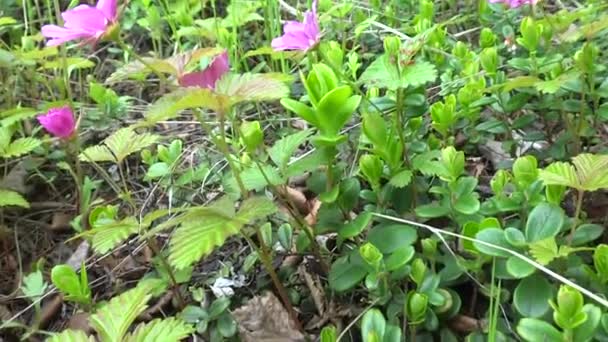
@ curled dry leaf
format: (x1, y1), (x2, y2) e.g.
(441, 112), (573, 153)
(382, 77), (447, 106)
(278, 186), (308, 215)
(298, 263), (325, 317)
(38, 295), (63, 329)
(304, 198), (321, 226)
(448, 314), (484, 333)
(50, 212), (73, 232)
(65, 241), (90, 270)
(67, 312), (93, 334)
(232, 291), (306, 342)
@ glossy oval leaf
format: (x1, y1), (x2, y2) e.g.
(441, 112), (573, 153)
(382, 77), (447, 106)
(525, 203), (564, 243)
(513, 275), (553, 318)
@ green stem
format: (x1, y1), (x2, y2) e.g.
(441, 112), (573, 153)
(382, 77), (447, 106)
(253, 160), (329, 274)
(569, 189), (585, 245)
(240, 231), (303, 332)
(145, 237), (186, 309)
(117, 162), (136, 211)
(575, 87), (586, 155)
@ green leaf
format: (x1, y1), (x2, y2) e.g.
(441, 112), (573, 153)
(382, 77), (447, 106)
(21, 270), (47, 299)
(516, 318), (563, 342)
(125, 318), (194, 342)
(1, 137), (40, 158)
(525, 203), (564, 243)
(46, 329), (94, 342)
(415, 203), (450, 218)
(474, 228), (512, 257)
(594, 244), (608, 283)
(539, 162), (579, 189)
(385, 246), (415, 271)
(453, 193), (480, 215)
(51, 264), (90, 304)
(168, 197), (276, 269)
(361, 309), (386, 342)
(80, 128), (160, 163)
(573, 304), (602, 342)
(328, 255), (368, 292)
(571, 224), (604, 246)
(90, 285), (152, 342)
(359, 56), (437, 90)
(215, 72), (291, 107)
(506, 256), (536, 278)
(389, 170), (413, 188)
(368, 224), (417, 253)
(339, 212), (373, 239)
(88, 217), (139, 254)
(141, 88), (220, 126)
(145, 163), (171, 180)
(514, 275), (553, 318)
(529, 238), (559, 265)
(0, 189), (29, 208)
(268, 130), (313, 170)
(320, 325), (338, 342)
(572, 153), (608, 191)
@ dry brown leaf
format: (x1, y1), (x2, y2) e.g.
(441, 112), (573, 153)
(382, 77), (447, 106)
(67, 312), (92, 334)
(50, 212), (74, 232)
(65, 241), (90, 270)
(38, 295), (63, 328)
(448, 314), (483, 333)
(0, 162), (28, 194)
(304, 199), (321, 226)
(298, 263), (325, 317)
(0, 304), (11, 321)
(278, 186), (308, 215)
(232, 292), (306, 342)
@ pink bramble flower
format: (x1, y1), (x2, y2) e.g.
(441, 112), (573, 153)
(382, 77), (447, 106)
(488, 0), (538, 8)
(178, 51), (230, 90)
(38, 106), (76, 139)
(41, 0), (118, 47)
(271, 0), (320, 52)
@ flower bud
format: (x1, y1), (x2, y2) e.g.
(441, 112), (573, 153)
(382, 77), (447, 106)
(37, 106), (76, 139)
(239, 121), (263, 152)
(406, 292), (429, 324)
(479, 28), (496, 48)
(480, 47), (498, 75)
(360, 242), (383, 270)
(383, 36), (401, 57)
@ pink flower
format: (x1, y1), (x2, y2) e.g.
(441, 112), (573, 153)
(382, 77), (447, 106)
(271, 0), (320, 52)
(488, 0), (537, 8)
(41, 0), (118, 47)
(38, 106), (76, 139)
(178, 51), (230, 89)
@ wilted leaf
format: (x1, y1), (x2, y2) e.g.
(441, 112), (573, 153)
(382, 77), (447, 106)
(232, 292), (306, 342)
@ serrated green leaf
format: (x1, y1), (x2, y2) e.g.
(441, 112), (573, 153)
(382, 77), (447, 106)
(90, 285), (151, 342)
(268, 129), (313, 169)
(529, 238), (559, 265)
(21, 270), (47, 299)
(539, 162), (579, 189)
(359, 55), (437, 90)
(0, 189), (29, 208)
(140, 88), (221, 126)
(80, 128), (160, 163)
(168, 196), (276, 269)
(46, 329), (94, 342)
(107, 48), (222, 84)
(215, 72), (291, 106)
(572, 153), (608, 191)
(87, 217), (139, 254)
(2, 137), (40, 158)
(389, 169), (413, 188)
(125, 318), (194, 342)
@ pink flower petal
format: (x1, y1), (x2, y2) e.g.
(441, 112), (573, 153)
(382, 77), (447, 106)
(179, 51), (230, 89)
(96, 0), (118, 21)
(272, 1), (320, 52)
(37, 106), (76, 139)
(62, 6), (107, 33)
